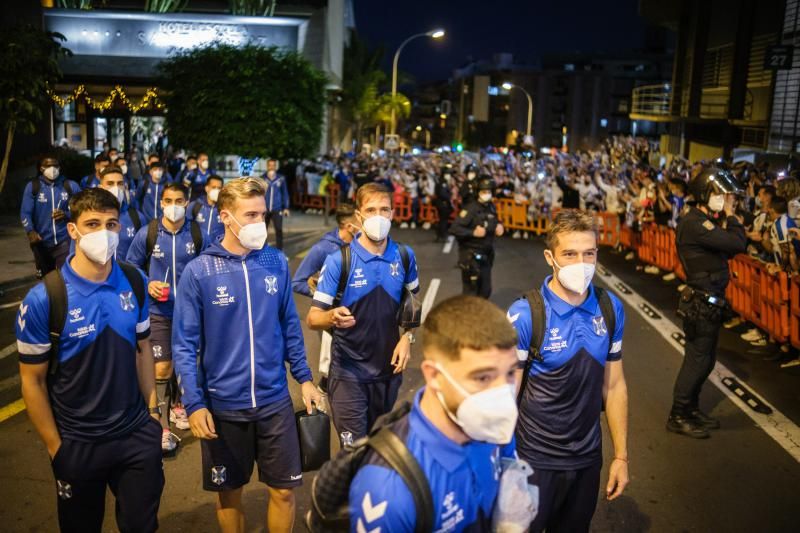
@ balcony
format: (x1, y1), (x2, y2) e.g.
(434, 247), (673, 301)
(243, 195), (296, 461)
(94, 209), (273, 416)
(630, 83), (674, 122)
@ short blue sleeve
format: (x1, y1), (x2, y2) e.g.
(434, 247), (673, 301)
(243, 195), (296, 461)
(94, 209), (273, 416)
(311, 250), (343, 310)
(349, 464), (415, 533)
(607, 292), (625, 361)
(134, 266), (151, 339)
(507, 299), (531, 364)
(15, 284), (51, 365)
(402, 246), (420, 294)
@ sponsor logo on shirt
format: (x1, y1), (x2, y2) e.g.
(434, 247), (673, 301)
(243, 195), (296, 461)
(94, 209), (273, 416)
(69, 323), (96, 339)
(37, 192), (47, 203)
(212, 286), (236, 306)
(436, 491), (465, 532)
(196, 212), (205, 223)
(543, 327), (567, 352)
(152, 244), (165, 259)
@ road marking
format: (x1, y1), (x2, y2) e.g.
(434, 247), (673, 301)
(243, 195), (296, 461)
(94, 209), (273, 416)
(442, 236), (454, 254)
(0, 399), (25, 423)
(0, 342), (17, 361)
(0, 300), (22, 310)
(421, 278), (441, 323)
(0, 374), (19, 394)
(598, 261), (800, 463)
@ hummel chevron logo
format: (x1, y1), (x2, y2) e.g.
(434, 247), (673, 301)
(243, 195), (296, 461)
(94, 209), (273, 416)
(507, 312), (520, 323)
(356, 519), (380, 533)
(361, 492), (387, 523)
(19, 303), (29, 317)
(17, 316), (26, 331)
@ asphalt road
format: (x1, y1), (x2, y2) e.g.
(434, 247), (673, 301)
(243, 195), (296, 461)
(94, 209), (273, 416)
(0, 224), (798, 532)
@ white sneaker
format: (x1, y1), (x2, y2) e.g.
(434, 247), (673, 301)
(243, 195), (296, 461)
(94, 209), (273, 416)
(780, 357), (800, 368)
(749, 338), (768, 347)
(170, 406), (190, 430)
(523, 232), (530, 240)
(723, 317), (743, 329)
(162, 429), (181, 453)
(662, 272), (676, 281)
(644, 265), (660, 275)
(741, 328), (763, 341)
(625, 252), (635, 261)
(400, 222), (409, 229)
(422, 222), (431, 230)
(512, 231), (521, 239)
(677, 284), (687, 292)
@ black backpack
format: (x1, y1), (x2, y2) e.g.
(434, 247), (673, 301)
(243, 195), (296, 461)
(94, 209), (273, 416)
(31, 178), (75, 201)
(127, 208), (142, 232)
(305, 402), (434, 533)
(144, 219), (203, 272)
(334, 243), (421, 329)
(517, 286), (616, 405)
(191, 201), (203, 220)
(43, 262), (145, 376)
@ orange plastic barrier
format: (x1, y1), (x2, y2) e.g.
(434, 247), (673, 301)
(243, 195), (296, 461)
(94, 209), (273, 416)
(726, 255), (789, 343)
(394, 193), (412, 222)
(596, 212), (620, 247)
(294, 184), (340, 212)
(619, 225), (640, 252)
(493, 199), (550, 235)
(637, 224), (657, 265)
(790, 275), (800, 349)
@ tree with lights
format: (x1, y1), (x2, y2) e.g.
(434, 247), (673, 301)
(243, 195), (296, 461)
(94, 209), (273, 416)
(158, 44), (327, 162)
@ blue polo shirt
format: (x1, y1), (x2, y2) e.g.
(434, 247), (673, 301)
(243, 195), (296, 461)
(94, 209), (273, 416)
(311, 237), (419, 382)
(15, 257), (151, 441)
(349, 389), (515, 532)
(507, 277), (625, 470)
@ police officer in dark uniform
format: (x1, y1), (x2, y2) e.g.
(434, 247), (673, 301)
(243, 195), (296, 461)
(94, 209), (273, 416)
(433, 166), (454, 242)
(458, 162), (480, 206)
(668, 167), (746, 438)
(450, 176), (504, 298)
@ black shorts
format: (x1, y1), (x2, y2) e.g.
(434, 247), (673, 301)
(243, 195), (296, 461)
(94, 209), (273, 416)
(527, 462), (602, 533)
(328, 374), (402, 443)
(149, 314), (172, 362)
(201, 398), (303, 491)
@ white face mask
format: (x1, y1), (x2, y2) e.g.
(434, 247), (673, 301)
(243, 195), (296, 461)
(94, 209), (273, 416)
(708, 193), (725, 213)
(267, 169), (276, 178)
(467, 172), (477, 181)
(434, 363), (518, 444)
(360, 214), (391, 242)
(119, 164), (128, 175)
(208, 188), (220, 202)
(43, 166), (59, 181)
(228, 213), (267, 250)
(479, 192), (493, 203)
(163, 205), (186, 223)
(199, 160), (209, 171)
(107, 185), (125, 204)
(74, 227), (118, 265)
(548, 252), (595, 295)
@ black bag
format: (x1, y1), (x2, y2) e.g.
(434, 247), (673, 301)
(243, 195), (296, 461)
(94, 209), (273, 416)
(517, 286), (616, 405)
(305, 402), (433, 533)
(43, 262), (145, 376)
(334, 243), (420, 329)
(296, 408), (331, 472)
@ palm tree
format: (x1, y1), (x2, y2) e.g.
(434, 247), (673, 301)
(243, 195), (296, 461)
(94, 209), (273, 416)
(341, 31), (387, 148)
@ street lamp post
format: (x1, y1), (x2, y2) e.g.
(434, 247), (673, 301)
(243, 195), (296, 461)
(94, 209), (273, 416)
(390, 29), (445, 144)
(502, 82), (533, 140)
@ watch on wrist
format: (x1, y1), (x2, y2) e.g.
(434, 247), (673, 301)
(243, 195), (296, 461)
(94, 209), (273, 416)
(405, 331), (416, 344)
(148, 406), (162, 416)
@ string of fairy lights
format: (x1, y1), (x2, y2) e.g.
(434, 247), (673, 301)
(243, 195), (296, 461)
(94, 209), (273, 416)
(47, 85), (165, 113)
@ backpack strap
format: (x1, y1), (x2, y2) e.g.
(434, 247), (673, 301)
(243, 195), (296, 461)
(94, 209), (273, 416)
(190, 221), (203, 255)
(192, 201), (203, 220)
(368, 427), (434, 533)
(63, 180), (73, 196)
(128, 208), (142, 231)
(118, 262), (146, 311)
(517, 288), (546, 405)
(136, 181), (148, 205)
(31, 178), (41, 198)
(144, 219), (159, 273)
(333, 244), (351, 308)
(594, 286), (617, 352)
(42, 269), (67, 376)
(397, 242), (411, 275)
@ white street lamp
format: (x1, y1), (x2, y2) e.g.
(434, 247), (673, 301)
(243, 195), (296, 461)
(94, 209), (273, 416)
(502, 82), (533, 139)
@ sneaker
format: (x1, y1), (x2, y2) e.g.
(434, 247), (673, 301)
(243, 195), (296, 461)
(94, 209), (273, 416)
(422, 222), (431, 230)
(644, 265), (660, 275)
(662, 272), (676, 282)
(162, 429), (181, 453)
(625, 251), (634, 261)
(780, 357), (800, 368)
(741, 328), (763, 341)
(410, 222), (417, 229)
(512, 231), (521, 239)
(666, 414), (710, 439)
(400, 222), (409, 229)
(170, 406), (190, 431)
(677, 284), (687, 292)
(523, 232), (530, 240)
(723, 317), (743, 329)
(689, 409), (720, 430)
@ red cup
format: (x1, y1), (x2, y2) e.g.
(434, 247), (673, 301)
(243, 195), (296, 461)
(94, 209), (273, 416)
(157, 283), (170, 302)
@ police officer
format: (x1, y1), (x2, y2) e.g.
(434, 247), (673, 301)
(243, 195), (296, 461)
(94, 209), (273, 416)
(433, 167), (454, 242)
(20, 157), (79, 277)
(669, 167), (747, 438)
(450, 176), (504, 298)
(16, 188), (164, 532)
(263, 158), (290, 250)
(458, 163), (479, 205)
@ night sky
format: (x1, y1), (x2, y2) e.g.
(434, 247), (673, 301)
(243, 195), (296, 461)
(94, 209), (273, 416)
(353, 0), (648, 84)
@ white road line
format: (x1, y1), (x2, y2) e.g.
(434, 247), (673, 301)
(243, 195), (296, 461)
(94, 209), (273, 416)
(421, 278), (441, 323)
(0, 300), (22, 310)
(0, 343), (17, 361)
(442, 236), (454, 254)
(598, 261), (800, 463)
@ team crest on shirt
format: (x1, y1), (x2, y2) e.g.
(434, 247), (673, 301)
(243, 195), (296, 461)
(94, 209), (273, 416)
(390, 262), (400, 277)
(120, 291), (135, 312)
(61, 191), (69, 202)
(186, 241), (196, 255)
(152, 344), (163, 359)
(196, 212), (205, 223)
(592, 315), (607, 336)
(127, 227), (136, 238)
(56, 480), (72, 500)
(265, 275), (278, 295)
(211, 465), (227, 485)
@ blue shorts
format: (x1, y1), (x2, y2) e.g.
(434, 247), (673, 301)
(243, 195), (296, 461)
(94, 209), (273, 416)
(328, 374), (402, 443)
(201, 398), (303, 491)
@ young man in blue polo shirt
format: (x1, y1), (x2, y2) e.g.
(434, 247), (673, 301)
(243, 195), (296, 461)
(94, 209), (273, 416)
(508, 209), (629, 533)
(349, 295), (522, 531)
(307, 183), (420, 443)
(172, 177), (321, 533)
(16, 188), (163, 533)
(126, 182), (206, 451)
